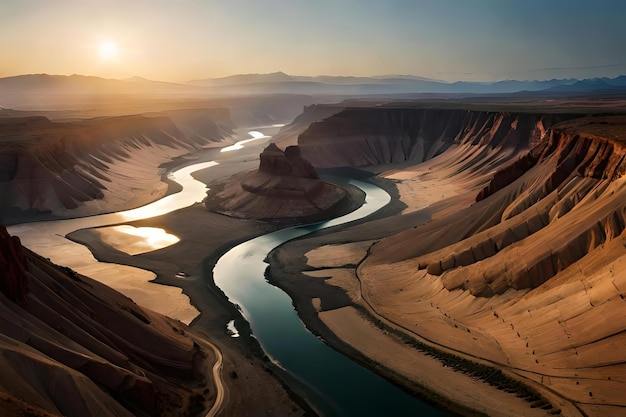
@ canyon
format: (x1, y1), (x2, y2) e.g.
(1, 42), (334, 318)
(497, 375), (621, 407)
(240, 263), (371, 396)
(0, 109), (235, 222)
(3, 95), (626, 416)
(269, 106), (626, 416)
(0, 225), (216, 417)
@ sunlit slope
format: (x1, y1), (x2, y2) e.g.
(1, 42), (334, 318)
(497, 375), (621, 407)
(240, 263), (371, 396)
(284, 108), (626, 415)
(358, 116), (626, 416)
(0, 109), (235, 221)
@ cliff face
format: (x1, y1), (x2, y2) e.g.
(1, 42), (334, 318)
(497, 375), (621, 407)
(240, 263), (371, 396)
(346, 115), (626, 415)
(0, 109), (235, 222)
(275, 107), (626, 415)
(297, 107), (573, 168)
(205, 144), (347, 220)
(293, 107), (620, 296)
(408, 117), (626, 296)
(0, 226), (214, 417)
(270, 103), (345, 149)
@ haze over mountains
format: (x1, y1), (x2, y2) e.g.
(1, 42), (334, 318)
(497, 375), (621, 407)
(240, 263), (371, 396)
(2, 72), (626, 98)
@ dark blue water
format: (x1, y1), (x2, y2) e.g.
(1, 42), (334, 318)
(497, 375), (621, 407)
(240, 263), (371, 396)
(214, 180), (448, 417)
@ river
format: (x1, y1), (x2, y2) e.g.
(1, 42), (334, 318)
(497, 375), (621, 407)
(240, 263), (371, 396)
(8, 126), (447, 417)
(214, 179), (447, 416)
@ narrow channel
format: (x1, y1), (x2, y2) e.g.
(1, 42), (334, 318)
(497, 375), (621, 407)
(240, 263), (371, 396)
(213, 180), (447, 416)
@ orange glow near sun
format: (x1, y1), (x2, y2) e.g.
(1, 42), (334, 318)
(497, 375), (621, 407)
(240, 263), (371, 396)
(98, 41), (118, 60)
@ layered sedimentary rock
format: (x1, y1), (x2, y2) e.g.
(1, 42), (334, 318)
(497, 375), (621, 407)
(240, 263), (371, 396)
(270, 103), (345, 148)
(0, 226), (215, 417)
(297, 107), (573, 168)
(0, 109), (235, 221)
(400, 116), (626, 296)
(205, 144), (346, 220)
(286, 110), (626, 416)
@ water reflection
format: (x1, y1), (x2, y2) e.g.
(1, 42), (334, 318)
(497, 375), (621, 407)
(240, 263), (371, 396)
(213, 180), (446, 417)
(226, 320), (240, 338)
(118, 161), (219, 221)
(6, 127), (277, 324)
(220, 131), (269, 153)
(96, 225), (180, 255)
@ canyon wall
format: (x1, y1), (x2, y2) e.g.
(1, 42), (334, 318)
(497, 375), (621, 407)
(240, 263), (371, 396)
(0, 109), (235, 222)
(270, 103), (345, 148)
(0, 226), (215, 416)
(271, 107), (626, 416)
(390, 116), (626, 296)
(297, 107), (573, 168)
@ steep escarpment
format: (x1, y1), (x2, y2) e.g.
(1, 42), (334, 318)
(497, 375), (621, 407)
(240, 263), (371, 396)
(0, 226), (216, 417)
(270, 103), (345, 148)
(0, 109), (235, 222)
(402, 116), (626, 296)
(269, 109), (626, 416)
(351, 116), (626, 416)
(297, 107), (573, 168)
(205, 143), (348, 221)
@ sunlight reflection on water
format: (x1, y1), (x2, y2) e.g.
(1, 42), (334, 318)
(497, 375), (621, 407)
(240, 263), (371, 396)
(220, 130), (269, 153)
(97, 225), (180, 255)
(117, 161), (219, 221)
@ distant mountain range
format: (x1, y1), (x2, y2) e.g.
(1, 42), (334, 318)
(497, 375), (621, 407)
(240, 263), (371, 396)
(1, 72), (626, 98)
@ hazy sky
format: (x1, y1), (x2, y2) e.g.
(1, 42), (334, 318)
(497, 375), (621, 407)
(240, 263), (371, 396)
(2, 0), (625, 82)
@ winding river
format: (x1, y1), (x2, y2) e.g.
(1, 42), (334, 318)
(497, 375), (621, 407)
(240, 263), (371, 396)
(8, 126), (446, 417)
(214, 180), (446, 416)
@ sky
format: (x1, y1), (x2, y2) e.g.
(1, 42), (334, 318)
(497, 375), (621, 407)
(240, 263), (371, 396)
(1, 0), (626, 82)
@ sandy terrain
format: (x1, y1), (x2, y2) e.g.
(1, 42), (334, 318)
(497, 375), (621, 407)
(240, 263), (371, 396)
(12, 104), (626, 416)
(265, 113), (626, 417)
(4, 127), (312, 415)
(66, 184), (311, 416)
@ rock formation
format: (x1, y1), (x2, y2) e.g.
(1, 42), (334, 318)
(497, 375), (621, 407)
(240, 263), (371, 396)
(0, 109), (235, 222)
(0, 226), (215, 417)
(270, 103), (345, 148)
(270, 108), (626, 416)
(205, 144), (347, 220)
(297, 107), (577, 168)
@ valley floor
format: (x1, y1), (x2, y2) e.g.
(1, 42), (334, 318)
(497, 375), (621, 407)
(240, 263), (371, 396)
(17, 106), (626, 417)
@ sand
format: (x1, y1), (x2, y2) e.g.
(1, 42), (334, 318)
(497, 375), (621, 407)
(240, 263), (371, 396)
(63, 191), (310, 416)
(17, 110), (626, 416)
(319, 306), (555, 417)
(270, 121), (626, 417)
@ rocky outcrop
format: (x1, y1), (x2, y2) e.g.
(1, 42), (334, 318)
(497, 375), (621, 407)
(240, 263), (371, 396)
(0, 109), (235, 222)
(0, 226), (214, 416)
(266, 107), (626, 416)
(407, 117), (626, 296)
(297, 107), (575, 168)
(205, 144), (347, 220)
(243, 144), (320, 198)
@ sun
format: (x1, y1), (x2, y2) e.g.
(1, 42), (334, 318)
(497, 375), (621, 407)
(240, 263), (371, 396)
(98, 41), (118, 60)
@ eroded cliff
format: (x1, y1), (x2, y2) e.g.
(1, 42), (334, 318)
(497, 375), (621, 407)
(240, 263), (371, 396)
(0, 109), (235, 222)
(297, 107), (572, 168)
(269, 108), (626, 417)
(393, 116), (626, 296)
(0, 226), (216, 417)
(205, 143), (348, 221)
